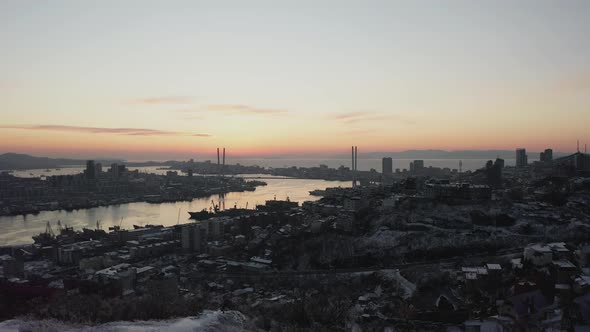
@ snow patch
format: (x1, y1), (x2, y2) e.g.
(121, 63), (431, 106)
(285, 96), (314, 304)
(0, 310), (252, 332)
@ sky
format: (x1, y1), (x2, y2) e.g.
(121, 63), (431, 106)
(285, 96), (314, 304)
(1, 0), (589, 161)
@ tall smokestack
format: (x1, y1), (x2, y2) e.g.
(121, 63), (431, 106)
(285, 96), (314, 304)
(217, 148), (220, 167)
(352, 146), (355, 171)
(355, 146), (358, 172)
(223, 148), (226, 166)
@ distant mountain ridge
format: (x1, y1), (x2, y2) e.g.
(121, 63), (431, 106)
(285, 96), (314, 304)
(0, 153), (124, 170)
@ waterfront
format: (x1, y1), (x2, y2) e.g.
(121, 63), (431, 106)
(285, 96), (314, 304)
(7, 166), (173, 178)
(231, 158), (515, 171)
(0, 176), (350, 246)
(5, 159), (516, 179)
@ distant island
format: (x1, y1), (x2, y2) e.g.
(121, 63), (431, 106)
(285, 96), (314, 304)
(0, 153), (148, 170)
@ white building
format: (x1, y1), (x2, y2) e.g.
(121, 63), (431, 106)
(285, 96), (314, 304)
(523, 242), (569, 266)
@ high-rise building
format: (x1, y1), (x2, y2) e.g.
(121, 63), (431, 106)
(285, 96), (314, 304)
(199, 219), (224, 239)
(110, 163), (119, 177)
(485, 158), (503, 187)
(516, 149), (528, 167)
(540, 148), (553, 163)
(413, 160), (424, 170)
(85, 160), (95, 180)
(382, 157), (393, 174)
(181, 224), (204, 252)
(95, 163), (102, 177)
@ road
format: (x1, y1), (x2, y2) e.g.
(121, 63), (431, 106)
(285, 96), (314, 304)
(192, 246), (524, 278)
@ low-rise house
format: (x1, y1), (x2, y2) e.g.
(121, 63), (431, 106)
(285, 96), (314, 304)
(552, 259), (577, 284)
(523, 243), (569, 267)
(0, 254), (24, 278)
(574, 275), (590, 294)
(424, 182), (492, 201)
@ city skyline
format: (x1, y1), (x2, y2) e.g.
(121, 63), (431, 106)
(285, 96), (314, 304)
(1, 0), (589, 160)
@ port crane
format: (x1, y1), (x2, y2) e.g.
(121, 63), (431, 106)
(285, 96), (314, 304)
(45, 221), (55, 238)
(211, 200), (220, 213)
(109, 218), (124, 231)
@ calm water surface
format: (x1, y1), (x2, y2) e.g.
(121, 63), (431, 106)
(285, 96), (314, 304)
(0, 172), (350, 246)
(0, 158), (508, 245)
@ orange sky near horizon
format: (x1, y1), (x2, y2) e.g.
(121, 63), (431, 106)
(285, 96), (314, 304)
(0, 123), (585, 161)
(1, 1), (589, 160)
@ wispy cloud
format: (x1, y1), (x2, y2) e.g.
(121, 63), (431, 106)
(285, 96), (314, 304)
(177, 104), (288, 115)
(0, 125), (211, 137)
(331, 111), (414, 125)
(341, 128), (376, 135)
(133, 96), (194, 105)
(333, 111), (378, 121)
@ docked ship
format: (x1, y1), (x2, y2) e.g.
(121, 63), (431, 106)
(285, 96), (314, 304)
(188, 207), (253, 220)
(255, 198), (298, 211)
(309, 189), (326, 196)
(188, 209), (215, 220)
(188, 200), (254, 220)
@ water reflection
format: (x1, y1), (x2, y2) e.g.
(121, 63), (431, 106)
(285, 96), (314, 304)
(0, 177), (350, 246)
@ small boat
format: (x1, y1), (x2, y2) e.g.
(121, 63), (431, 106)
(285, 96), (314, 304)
(133, 224), (162, 229)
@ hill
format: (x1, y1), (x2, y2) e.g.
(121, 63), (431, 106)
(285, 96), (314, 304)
(0, 153), (123, 170)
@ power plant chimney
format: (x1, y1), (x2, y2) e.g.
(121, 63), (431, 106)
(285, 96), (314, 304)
(351, 146), (355, 187)
(351, 146), (359, 187)
(351, 146), (355, 171)
(355, 146), (358, 172)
